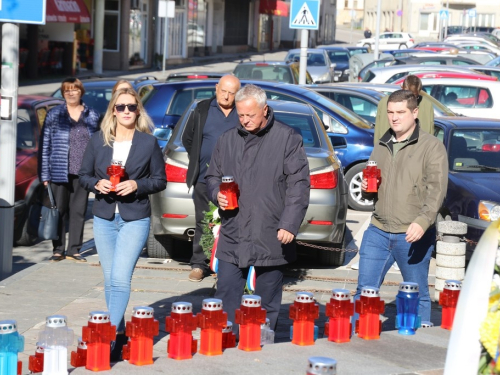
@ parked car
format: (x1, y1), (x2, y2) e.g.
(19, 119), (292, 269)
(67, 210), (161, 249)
(454, 43), (500, 56)
(362, 64), (474, 84)
(486, 56), (500, 67)
(284, 48), (335, 83)
(144, 79), (375, 211)
(434, 117), (500, 254)
(391, 55), (478, 66)
(413, 41), (463, 52)
(165, 72), (225, 82)
(52, 76), (158, 115)
(232, 61), (313, 84)
(392, 71), (498, 85)
(345, 46), (369, 56)
(356, 32), (415, 51)
(7, 96), (65, 246)
(383, 49), (437, 58)
(464, 65), (500, 80)
(356, 57), (396, 81)
(317, 46), (352, 82)
(445, 35), (500, 48)
(149, 100), (349, 266)
(443, 26), (469, 36)
(421, 78), (500, 119)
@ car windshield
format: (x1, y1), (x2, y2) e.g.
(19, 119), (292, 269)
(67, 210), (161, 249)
(273, 112), (321, 148)
(326, 51), (349, 63)
(307, 92), (373, 129)
(448, 129), (500, 172)
(288, 53), (326, 66)
(348, 48), (367, 56)
(233, 65), (294, 83)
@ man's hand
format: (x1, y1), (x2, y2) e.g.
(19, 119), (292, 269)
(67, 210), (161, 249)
(217, 192), (228, 210)
(115, 180), (138, 196)
(95, 179), (112, 194)
(405, 223), (424, 243)
(277, 229), (294, 244)
(361, 178), (368, 192)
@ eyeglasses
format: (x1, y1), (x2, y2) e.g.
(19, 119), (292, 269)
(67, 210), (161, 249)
(114, 104), (138, 112)
(63, 89), (80, 95)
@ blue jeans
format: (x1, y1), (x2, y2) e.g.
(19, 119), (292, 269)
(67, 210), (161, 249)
(93, 214), (150, 332)
(354, 224), (435, 322)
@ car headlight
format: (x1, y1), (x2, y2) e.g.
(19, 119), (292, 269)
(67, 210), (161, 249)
(478, 200), (500, 222)
(316, 72), (330, 82)
(344, 69), (350, 74)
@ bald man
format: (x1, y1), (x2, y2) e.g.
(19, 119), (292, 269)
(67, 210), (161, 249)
(182, 75), (241, 281)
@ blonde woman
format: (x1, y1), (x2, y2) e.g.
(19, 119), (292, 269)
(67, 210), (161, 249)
(79, 88), (166, 361)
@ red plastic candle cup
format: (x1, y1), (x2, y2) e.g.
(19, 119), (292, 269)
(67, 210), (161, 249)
(221, 321), (236, 349)
(122, 306), (159, 366)
(289, 292), (319, 346)
(325, 289), (354, 343)
(165, 302), (198, 360)
(235, 295), (267, 351)
(355, 287), (385, 340)
(363, 161), (381, 193)
(220, 176), (239, 210)
(106, 160), (126, 192)
(28, 343), (44, 373)
(439, 280), (462, 330)
(70, 337), (87, 368)
(197, 299), (227, 356)
(82, 311), (116, 372)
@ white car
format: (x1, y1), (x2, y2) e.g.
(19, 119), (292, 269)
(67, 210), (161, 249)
(356, 32), (415, 51)
(445, 35), (499, 49)
(421, 78), (500, 119)
(362, 64), (473, 84)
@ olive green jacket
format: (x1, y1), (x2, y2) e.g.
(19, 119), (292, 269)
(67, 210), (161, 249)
(364, 123), (448, 233)
(374, 92), (435, 145)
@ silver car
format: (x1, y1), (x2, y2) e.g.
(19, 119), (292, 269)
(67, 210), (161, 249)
(285, 48), (335, 83)
(148, 100), (348, 266)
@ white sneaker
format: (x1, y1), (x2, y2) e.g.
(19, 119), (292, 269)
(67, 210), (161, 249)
(351, 262), (359, 270)
(392, 263), (400, 271)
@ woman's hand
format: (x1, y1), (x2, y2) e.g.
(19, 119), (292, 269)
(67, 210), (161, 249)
(43, 181), (49, 186)
(95, 179), (112, 195)
(115, 180), (138, 196)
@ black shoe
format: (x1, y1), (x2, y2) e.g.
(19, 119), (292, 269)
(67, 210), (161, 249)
(110, 333), (128, 362)
(66, 254), (87, 263)
(49, 254), (65, 262)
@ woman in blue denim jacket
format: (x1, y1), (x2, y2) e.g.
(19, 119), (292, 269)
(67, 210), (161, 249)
(38, 77), (100, 262)
(79, 88), (166, 361)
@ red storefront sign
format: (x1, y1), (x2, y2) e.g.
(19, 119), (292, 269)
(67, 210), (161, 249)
(259, 0), (289, 17)
(46, 0), (91, 23)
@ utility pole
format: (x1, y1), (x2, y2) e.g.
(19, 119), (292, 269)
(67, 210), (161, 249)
(373, 0), (382, 60)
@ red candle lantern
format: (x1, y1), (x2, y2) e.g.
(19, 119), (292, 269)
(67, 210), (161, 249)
(235, 295), (267, 352)
(220, 176), (239, 210)
(197, 299), (227, 356)
(122, 306), (159, 366)
(70, 337), (87, 368)
(355, 287), (384, 340)
(439, 280), (462, 330)
(363, 161), (381, 193)
(325, 289), (354, 343)
(165, 302), (198, 360)
(221, 321), (236, 349)
(28, 342), (44, 373)
(289, 292), (319, 346)
(82, 311), (116, 372)
(106, 160), (126, 192)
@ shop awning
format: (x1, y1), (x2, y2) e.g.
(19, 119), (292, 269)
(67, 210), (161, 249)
(259, 0), (289, 17)
(46, 0), (91, 23)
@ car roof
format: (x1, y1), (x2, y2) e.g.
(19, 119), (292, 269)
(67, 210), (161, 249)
(167, 72), (224, 78)
(420, 77), (500, 86)
(267, 99), (314, 114)
(366, 64), (471, 74)
(318, 46), (350, 52)
(335, 82), (400, 91)
(58, 75), (158, 88)
(236, 61), (293, 66)
(396, 55), (476, 63)
(305, 84), (386, 98)
(436, 116), (500, 130)
(287, 48), (326, 54)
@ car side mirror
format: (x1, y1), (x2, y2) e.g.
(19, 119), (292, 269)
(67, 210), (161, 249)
(330, 63), (336, 69)
(329, 135), (347, 149)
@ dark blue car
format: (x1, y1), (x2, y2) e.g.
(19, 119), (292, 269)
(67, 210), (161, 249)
(318, 47), (351, 82)
(434, 117), (500, 251)
(143, 79), (374, 210)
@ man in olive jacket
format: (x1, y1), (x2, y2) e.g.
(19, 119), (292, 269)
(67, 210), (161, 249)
(356, 90), (448, 323)
(206, 84), (310, 334)
(182, 75), (241, 282)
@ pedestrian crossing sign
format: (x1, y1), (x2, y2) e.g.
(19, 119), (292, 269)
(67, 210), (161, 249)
(289, 0), (320, 30)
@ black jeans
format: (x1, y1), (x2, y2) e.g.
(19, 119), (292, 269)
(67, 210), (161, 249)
(190, 182), (210, 271)
(215, 259), (284, 337)
(50, 174), (89, 256)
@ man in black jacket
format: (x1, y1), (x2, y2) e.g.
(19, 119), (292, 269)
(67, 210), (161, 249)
(182, 75), (241, 282)
(206, 84), (310, 334)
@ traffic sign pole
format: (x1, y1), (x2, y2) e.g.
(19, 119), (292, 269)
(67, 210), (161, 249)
(373, 0), (382, 60)
(0, 23), (19, 280)
(299, 29), (308, 85)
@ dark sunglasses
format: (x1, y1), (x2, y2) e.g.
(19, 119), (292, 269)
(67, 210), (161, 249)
(114, 104), (138, 112)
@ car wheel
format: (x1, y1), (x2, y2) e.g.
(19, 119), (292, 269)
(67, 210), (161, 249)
(317, 228), (346, 267)
(344, 163), (374, 212)
(399, 43), (408, 49)
(146, 220), (176, 259)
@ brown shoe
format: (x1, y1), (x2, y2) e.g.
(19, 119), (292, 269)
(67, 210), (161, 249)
(188, 268), (205, 282)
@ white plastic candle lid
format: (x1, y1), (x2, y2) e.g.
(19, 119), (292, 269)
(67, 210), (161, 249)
(367, 160), (377, 167)
(171, 302), (193, 314)
(307, 356), (337, 375)
(77, 337), (87, 349)
(202, 298), (223, 311)
(361, 286), (380, 297)
(444, 280), (462, 290)
(132, 306), (154, 318)
(398, 282), (419, 293)
(46, 315), (67, 328)
(88, 311), (111, 323)
(0, 320), (17, 334)
(222, 321), (233, 333)
(222, 176), (234, 183)
(241, 295), (261, 307)
(331, 289), (351, 301)
(295, 292), (315, 303)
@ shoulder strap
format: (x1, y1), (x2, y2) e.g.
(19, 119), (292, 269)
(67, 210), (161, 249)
(46, 185), (57, 208)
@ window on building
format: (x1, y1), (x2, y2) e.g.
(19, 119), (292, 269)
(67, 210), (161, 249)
(353, 0), (358, 9)
(104, 0), (120, 51)
(420, 13), (430, 31)
(344, 0), (349, 9)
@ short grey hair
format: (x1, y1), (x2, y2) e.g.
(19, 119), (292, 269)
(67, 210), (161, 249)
(235, 84), (267, 108)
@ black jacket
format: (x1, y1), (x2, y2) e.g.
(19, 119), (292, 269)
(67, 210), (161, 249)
(182, 97), (213, 189)
(79, 131), (167, 221)
(206, 108), (310, 268)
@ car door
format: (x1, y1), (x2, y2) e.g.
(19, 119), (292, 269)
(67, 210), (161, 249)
(378, 33), (390, 50)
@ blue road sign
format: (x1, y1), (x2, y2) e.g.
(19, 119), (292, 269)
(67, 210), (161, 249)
(468, 9), (476, 18)
(0, 0), (46, 25)
(439, 9), (449, 20)
(290, 0), (320, 30)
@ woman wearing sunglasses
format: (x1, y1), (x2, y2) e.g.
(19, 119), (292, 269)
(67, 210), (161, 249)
(79, 88), (166, 361)
(39, 77), (100, 262)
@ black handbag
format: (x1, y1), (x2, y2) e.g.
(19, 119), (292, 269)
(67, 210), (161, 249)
(37, 184), (59, 241)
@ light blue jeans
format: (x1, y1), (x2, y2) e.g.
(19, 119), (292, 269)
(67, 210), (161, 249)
(93, 214), (150, 332)
(354, 224), (435, 323)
